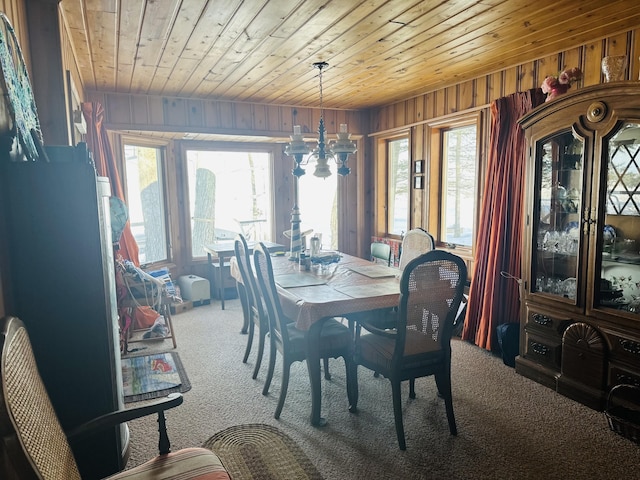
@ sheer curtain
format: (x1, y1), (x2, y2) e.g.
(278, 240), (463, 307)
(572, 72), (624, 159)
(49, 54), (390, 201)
(461, 89), (546, 350)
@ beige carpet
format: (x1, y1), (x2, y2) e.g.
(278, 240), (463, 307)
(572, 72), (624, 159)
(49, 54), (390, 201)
(125, 300), (640, 479)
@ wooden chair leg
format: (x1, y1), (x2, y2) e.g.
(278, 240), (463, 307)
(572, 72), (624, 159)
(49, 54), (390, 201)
(162, 303), (177, 349)
(323, 357), (331, 380)
(262, 342), (276, 395)
(242, 321), (254, 364)
(346, 356), (359, 413)
(157, 410), (171, 454)
(237, 282), (249, 334)
(444, 394), (457, 436)
(391, 379), (406, 450)
(252, 328), (266, 379)
(409, 378), (416, 399)
(275, 361), (291, 419)
(436, 372), (457, 435)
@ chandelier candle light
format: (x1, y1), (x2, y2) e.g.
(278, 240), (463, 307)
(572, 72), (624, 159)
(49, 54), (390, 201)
(284, 61), (357, 259)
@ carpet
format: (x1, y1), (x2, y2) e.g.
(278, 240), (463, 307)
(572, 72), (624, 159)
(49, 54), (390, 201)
(121, 351), (191, 403)
(202, 424), (323, 480)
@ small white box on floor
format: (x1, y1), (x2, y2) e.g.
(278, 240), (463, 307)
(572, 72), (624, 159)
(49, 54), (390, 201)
(177, 275), (210, 306)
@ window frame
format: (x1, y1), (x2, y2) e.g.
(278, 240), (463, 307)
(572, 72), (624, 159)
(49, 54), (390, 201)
(427, 111), (486, 256)
(119, 136), (175, 268)
(177, 141), (279, 261)
(375, 130), (411, 239)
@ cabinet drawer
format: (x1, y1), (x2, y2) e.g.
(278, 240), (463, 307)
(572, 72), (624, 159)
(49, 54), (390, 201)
(609, 363), (640, 388)
(523, 332), (562, 369)
(525, 305), (573, 337)
(607, 332), (640, 367)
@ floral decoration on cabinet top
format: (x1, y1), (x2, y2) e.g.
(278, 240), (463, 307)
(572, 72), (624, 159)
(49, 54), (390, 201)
(541, 67), (583, 102)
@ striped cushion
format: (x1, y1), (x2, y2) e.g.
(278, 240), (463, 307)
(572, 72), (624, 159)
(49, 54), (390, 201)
(105, 447), (230, 480)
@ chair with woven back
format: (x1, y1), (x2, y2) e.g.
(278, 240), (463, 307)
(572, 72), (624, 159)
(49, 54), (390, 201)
(348, 250), (467, 450)
(398, 227), (435, 271)
(234, 233), (269, 379)
(0, 315), (230, 480)
(252, 242), (354, 419)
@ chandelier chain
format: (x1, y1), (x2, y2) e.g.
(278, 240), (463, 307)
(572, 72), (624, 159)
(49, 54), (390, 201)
(319, 68), (323, 114)
(316, 62), (325, 115)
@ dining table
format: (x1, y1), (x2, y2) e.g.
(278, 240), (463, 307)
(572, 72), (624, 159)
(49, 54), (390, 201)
(203, 240), (285, 310)
(233, 250), (401, 426)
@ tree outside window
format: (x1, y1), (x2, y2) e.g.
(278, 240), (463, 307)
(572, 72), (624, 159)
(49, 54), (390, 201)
(185, 150), (272, 258)
(442, 125), (477, 246)
(388, 137), (409, 236)
(123, 144), (168, 264)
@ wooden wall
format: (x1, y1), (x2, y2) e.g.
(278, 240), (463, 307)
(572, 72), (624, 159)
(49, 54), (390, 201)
(370, 30), (640, 132)
(85, 91), (367, 137)
(59, 7), (84, 145)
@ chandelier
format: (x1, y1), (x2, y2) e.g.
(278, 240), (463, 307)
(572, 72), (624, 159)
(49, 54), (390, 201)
(284, 62), (357, 178)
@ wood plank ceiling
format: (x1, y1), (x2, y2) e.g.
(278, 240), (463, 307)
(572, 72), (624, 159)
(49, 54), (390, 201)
(60, 0), (640, 111)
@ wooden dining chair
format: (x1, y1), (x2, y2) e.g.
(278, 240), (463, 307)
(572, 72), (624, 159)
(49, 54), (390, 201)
(371, 241), (392, 266)
(398, 228), (435, 271)
(253, 242), (354, 420)
(349, 250), (467, 450)
(234, 234), (269, 379)
(0, 316), (230, 480)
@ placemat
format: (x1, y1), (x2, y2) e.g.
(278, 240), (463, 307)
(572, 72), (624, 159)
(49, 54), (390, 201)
(349, 264), (399, 278)
(275, 273), (327, 288)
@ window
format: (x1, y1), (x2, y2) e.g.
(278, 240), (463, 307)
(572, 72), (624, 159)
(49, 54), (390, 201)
(297, 157), (338, 250)
(184, 149), (273, 258)
(441, 125), (478, 246)
(123, 144), (169, 264)
(388, 137), (410, 235)
(374, 133), (410, 238)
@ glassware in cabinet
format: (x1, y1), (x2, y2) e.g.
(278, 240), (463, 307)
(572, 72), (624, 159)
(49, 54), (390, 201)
(598, 122), (640, 313)
(532, 130), (584, 301)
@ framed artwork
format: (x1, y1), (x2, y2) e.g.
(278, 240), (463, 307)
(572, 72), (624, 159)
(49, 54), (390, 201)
(414, 160), (424, 174)
(414, 175), (424, 189)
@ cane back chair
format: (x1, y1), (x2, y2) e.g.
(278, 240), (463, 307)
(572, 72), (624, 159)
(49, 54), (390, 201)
(349, 250), (467, 450)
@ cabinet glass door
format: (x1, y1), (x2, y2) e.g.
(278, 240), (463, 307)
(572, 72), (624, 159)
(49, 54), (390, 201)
(599, 122), (640, 313)
(533, 130), (583, 300)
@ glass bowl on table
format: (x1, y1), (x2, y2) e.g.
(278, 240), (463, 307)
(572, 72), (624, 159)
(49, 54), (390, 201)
(310, 251), (341, 273)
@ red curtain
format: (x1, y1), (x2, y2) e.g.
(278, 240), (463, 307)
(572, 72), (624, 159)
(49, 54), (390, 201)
(81, 102), (140, 265)
(461, 89), (546, 350)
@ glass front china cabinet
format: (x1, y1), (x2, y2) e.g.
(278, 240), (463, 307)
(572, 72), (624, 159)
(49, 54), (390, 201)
(517, 83), (640, 410)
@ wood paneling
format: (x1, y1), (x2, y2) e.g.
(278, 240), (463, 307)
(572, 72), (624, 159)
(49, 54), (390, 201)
(370, 29), (640, 132)
(86, 91), (367, 139)
(55, 1), (640, 111)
